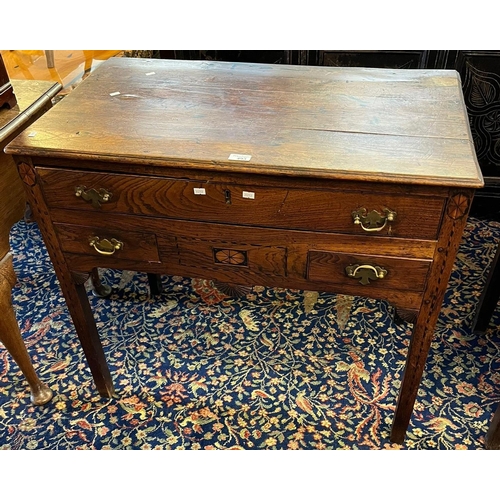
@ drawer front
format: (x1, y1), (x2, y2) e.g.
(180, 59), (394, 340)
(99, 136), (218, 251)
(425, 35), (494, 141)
(54, 223), (160, 262)
(307, 250), (431, 292)
(38, 167), (444, 239)
(174, 236), (287, 277)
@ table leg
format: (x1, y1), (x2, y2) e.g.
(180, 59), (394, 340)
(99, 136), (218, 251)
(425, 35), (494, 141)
(390, 190), (474, 443)
(15, 159), (117, 399)
(90, 268), (112, 298)
(67, 271), (118, 398)
(485, 402), (500, 449)
(147, 273), (163, 297)
(471, 240), (500, 333)
(44, 50), (55, 69)
(0, 253), (53, 405)
(391, 307), (439, 443)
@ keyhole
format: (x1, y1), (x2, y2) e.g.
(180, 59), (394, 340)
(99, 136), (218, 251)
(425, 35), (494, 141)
(225, 190), (231, 205)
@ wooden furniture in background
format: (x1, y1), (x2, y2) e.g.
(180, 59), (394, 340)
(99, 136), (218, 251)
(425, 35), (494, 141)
(471, 236), (500, 449)
(6, 58), (483, 442)
(472, 242), (500, 333)
(0, 50), (122, 92)
(44, 51), (54, 69)
(485, 402), (500, 449)
(0, 77), (61, 404)
(0, 54), (16, 109)
(448, 51), (500, 222)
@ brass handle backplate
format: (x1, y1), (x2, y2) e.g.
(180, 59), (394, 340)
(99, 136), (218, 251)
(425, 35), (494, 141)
(345, 264), (387, 285)
(352, 207), (397, 232)
(89, 236), (123, 256)
(75, 185), (112, 208)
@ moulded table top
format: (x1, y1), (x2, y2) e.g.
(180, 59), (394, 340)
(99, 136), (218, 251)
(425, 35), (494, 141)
(5, 58), (484, 188)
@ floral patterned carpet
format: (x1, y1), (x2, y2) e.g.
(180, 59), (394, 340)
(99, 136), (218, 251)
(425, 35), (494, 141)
(1, 216), (500, 450)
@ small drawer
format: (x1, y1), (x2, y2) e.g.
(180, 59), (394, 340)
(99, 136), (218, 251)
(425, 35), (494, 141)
(307, 250), (431, 292)
(174, 236), (287, 279)
(37, 167), (444, 239)
(54, 223), (160, 262)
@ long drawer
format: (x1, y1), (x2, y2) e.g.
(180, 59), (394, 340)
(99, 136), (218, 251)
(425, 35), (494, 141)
(37, 167), (445, 239)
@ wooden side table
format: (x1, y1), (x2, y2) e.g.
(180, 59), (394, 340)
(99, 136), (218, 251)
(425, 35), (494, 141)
(0, 78), (61, 404)
(5, 59), (484, 442)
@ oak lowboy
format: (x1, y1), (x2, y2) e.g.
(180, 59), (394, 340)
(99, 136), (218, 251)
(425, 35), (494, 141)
(5, 58), (483, 443)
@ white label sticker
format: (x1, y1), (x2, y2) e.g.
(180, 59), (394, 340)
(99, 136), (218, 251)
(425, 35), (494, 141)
(228, 154), (252, 161)
(242, 191), (255, 199)
(109, 91), (121, 96)
(193, 188), (206, 195)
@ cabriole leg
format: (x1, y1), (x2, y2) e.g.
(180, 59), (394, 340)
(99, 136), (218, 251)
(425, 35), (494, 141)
(0, 253), (53, 405)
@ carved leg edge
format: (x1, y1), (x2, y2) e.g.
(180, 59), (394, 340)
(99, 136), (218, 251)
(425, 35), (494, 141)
(390, 189), (475, 444)
(390, 303), (447, 444)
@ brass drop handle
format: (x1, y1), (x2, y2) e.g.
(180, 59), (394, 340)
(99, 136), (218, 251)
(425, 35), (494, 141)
(352, 207), (397, 232)
(89, 236), (123, 256)
(75, 185), (112, 208)
(345, 264), (387, 285)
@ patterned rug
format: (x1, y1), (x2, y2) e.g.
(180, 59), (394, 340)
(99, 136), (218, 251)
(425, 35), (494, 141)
(1, 217), (500, 450)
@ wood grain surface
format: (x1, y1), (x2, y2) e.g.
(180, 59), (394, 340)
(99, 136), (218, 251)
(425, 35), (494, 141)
(6, 58), (483, 188)
(37, 167), (446, 239)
